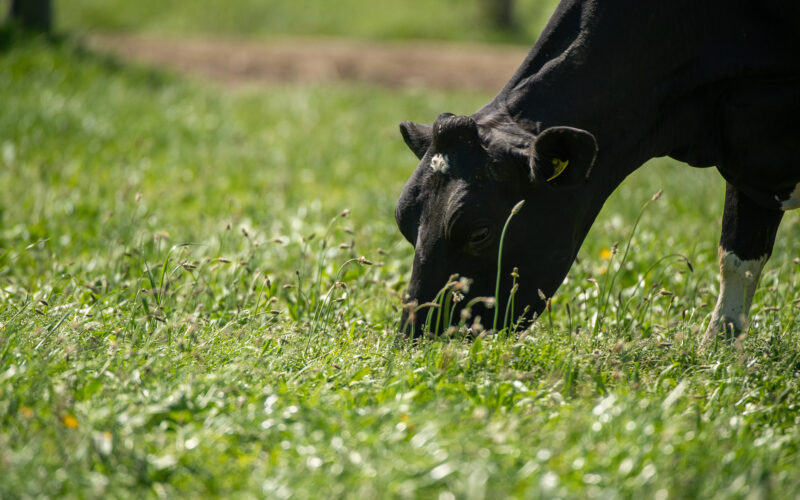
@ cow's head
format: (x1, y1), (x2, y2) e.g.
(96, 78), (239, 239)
(396, 113), (598, 336)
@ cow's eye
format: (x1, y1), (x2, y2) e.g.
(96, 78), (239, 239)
(469, 227), (490, 246)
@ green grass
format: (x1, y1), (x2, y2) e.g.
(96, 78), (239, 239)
(2, 29), (800, 498)
(47, 0), (559, 44)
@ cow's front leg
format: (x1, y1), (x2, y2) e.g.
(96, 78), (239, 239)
(702, 183), (783, 346)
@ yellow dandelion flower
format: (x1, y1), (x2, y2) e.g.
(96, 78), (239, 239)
(62, 414), (78, 429)
(600, 248), (612, 260)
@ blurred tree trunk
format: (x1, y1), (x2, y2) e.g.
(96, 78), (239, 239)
(9, 0), (52, 31)
(486, 0), (514, 29)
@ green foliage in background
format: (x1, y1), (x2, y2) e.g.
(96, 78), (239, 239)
(53, 0), (560, 44)
(2, 30), (800, 498)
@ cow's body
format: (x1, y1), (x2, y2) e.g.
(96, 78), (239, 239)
(395, 0), (800, 342)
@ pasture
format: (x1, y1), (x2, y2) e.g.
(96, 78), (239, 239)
(2, 12), (800, 499)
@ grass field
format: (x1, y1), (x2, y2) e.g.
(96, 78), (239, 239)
(52, 0), (559, 44)
(2, 28), (800, 498)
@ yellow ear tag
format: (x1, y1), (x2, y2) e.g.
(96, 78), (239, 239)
(547, 158), (569, 182)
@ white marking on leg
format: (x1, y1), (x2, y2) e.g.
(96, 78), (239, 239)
(778, 182), (800, 211)
(704, 247), (766, 341)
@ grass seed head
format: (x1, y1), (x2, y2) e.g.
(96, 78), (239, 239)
(471, 315), (484, 335)
(418, 302), (440, 309)
(455, 277), (472, 293)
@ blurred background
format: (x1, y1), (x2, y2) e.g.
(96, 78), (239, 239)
(45, 0), (557, 43)
(3, 0), (560, 91)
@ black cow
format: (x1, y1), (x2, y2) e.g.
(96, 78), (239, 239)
(395, 0), (800, 343)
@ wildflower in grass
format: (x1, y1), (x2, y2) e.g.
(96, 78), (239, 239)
(20, 406), (33, 419)
(600, 247), (612, 260)
(62, 414), (78, 429)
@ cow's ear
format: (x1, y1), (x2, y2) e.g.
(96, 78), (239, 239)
(400, 121), (433, 160)
(529, 127), (597, 187)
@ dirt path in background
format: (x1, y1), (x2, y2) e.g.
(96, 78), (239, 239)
(88, 34), (529, 91)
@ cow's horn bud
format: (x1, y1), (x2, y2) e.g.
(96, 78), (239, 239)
(432, 113), (480, 150)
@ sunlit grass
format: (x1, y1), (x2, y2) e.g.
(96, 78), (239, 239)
(2, 29), (800, 498)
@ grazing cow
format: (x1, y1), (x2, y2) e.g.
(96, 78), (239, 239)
(395, 0), (800, 342)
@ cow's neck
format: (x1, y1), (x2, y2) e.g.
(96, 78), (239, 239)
(499, 1), (690, 172)
(483, 0), (788, 197)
